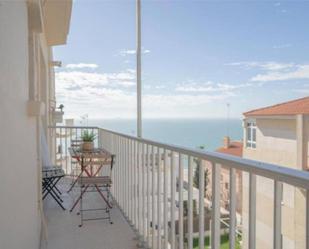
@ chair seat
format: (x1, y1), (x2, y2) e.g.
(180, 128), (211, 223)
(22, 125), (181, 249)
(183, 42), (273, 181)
(42, 166), (65, 179)
(78, 176), (112, 185)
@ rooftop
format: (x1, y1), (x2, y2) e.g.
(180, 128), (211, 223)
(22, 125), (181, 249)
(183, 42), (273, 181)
(243, 96), (309, 116)
(216, 141), (243, 157)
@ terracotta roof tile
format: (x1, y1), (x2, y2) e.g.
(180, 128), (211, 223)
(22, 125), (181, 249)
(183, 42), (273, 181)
(244, 96), (309, 116)
(216, 141), (243, 157)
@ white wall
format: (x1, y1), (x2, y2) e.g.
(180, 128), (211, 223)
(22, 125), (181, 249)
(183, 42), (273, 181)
(0, 2), (40, 249)
(244, 118), (297, 168)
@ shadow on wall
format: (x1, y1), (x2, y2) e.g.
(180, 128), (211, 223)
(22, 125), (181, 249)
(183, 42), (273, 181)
(258, 119), (296, 140)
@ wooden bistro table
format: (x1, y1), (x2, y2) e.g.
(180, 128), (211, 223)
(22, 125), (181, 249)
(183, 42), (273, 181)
(68, 147), (115, 213)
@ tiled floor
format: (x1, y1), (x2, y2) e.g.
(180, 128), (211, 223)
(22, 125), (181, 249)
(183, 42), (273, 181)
(41, 179), (138, 249)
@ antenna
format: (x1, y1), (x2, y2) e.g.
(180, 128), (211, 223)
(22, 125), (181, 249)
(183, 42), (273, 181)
(226, 103), (230, 137)
(80, 114), (89, 126)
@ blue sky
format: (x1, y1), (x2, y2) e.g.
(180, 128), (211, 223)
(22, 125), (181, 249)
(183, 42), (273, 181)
(54, 0), (309, 119)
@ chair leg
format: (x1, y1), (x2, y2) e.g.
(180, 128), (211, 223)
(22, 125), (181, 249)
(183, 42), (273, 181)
(70, 184), (90, 212)
(108, 186), (113, 224)
(42, 177), (66, 210)
(94, 185), (112, 209)
(43, 178), (61, 200)
(54, 184), (62, 195)
(45, 185), (66, 210)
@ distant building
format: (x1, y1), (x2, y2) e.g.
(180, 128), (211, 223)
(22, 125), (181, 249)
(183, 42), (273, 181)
(210, 137), (243, 213)
(242, 96), (309, 249)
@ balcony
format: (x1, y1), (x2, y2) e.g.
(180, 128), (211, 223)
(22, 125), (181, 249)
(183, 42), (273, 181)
(44, 126), (309, 249)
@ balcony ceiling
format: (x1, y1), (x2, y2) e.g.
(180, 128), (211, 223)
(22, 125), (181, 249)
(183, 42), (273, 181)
(44, 0), (72, 46)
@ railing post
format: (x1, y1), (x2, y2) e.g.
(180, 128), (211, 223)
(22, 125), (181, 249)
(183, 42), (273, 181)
(152, 145), (156, 249)
(137, 141), (142, 234)
(157, 148), (162, 249)
(229, 168), (236, 249)
(179, 154), (184, 249)
(60, 127), (63, 169)
(112, 134), (116, 197)
(142, 143), (146, 243)
(129, 139), (134, 226)
(134, 140), (138, 232)
(198, 160), (205, 249)
(273, 180), (282, 249)
(118, 136), (121, 207)
(65, 128), (68, 174)
(188, 156), (193, 249)
(121, 137), (124, 209)
(137, 141), (144, 246)
(249, 173), (256, 249)
(127, 138), (130, 218)
(163, 149), (169, 249)
(211, 162), (220, 249)
(306, 189), (309, 249)
(147, 144), (151, 247)
(114, 136), (117, 201)
(171, 151), (176, 249)
(124, 138), (129, 219)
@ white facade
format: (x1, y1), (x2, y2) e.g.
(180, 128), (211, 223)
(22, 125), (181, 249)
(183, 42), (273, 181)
(0, 1), (72, 248)
(242, 115), (309, 249)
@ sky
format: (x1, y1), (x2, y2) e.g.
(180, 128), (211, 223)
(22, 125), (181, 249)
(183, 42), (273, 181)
(54, 0), (309, 120)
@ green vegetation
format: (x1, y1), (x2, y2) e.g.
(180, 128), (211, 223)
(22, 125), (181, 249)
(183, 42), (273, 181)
(193, 145), (209, 197)
(192, 234), (241, 249)
(81, 130), (96, 142)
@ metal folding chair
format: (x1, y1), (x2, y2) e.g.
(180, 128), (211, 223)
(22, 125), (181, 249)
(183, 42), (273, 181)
(69, 140), (83, 186)
(42, 166), (66, 210)
(77, 154), (114, 227)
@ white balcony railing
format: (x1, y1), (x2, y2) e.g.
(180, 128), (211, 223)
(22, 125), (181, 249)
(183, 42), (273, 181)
(50, 126), (309, 249)
(50, 126), (100, 174)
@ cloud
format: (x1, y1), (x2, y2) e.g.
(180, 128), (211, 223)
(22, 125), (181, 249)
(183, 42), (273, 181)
(56, 68), (235, 118)
(154, 85), (166, 89)
(120, 49), (136, 56)
(56, 69), (136, 90)
(226, 61), (309, 82)
(273, 43), (292, 49)
(226, 61), (295, 71)
(273, 2), (287, 13)
(293, 88), (309, 94)
(175, 81), (251, 93)
(251, 65), (309, 82)
(119, 48), (151, 56)
(66, 63), (99, 69)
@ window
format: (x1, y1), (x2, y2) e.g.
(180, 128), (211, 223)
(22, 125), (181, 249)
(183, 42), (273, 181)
(246, 121), (256, 148)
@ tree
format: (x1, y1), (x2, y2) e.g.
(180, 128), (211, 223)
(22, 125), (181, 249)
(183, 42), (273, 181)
(193, 145), (209, 197)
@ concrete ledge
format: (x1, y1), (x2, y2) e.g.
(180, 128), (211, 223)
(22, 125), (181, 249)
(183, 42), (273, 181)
(27, 100), (45, 116)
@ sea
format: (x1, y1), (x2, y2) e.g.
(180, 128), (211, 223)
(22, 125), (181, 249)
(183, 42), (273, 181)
(85, 118), (243, 151)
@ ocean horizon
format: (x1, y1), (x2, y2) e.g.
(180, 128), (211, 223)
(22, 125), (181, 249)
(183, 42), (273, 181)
(82, 118), (243, 151)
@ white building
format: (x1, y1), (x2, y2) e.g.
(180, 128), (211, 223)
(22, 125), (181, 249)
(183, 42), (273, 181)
(242, 97), (309, 249)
